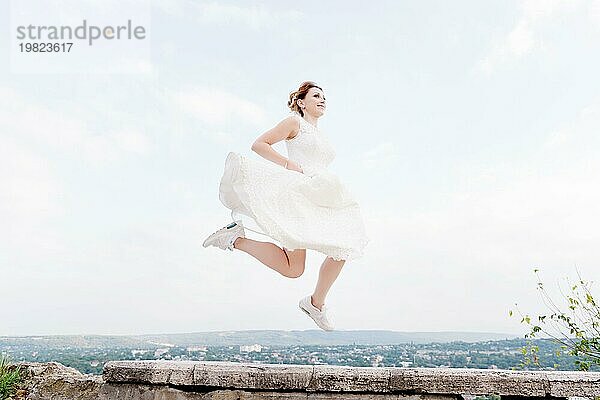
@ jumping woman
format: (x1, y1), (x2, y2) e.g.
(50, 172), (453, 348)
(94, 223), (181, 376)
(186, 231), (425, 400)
(202, 81), (369, 331)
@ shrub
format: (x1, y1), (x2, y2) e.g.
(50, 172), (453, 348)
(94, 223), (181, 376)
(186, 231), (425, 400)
(0, 353), (22, 400)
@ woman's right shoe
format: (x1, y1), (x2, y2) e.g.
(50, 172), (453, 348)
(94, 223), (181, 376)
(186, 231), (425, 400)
(202, 220), (245, 251)
(299, 295), (335, 331)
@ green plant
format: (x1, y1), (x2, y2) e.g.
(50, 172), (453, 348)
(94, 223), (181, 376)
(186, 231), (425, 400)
(511, 268), (600, 371)
(0, 353), (22, 400)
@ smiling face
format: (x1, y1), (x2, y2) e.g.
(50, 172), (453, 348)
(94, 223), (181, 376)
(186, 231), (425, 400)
(298, 87), (326, 117)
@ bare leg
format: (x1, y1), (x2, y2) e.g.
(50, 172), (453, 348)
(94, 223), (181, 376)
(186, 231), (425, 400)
(311, 256), (346, 311)
(232, 237), (306, 278)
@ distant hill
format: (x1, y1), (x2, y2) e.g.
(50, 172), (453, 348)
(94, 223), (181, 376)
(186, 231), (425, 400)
(0, 330), (519, 348)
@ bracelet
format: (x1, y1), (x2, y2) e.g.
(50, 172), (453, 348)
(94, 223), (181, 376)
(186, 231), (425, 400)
(284, 159), (288, 169)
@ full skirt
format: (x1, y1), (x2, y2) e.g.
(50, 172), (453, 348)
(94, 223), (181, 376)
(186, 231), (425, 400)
(218, 151), (369, 261)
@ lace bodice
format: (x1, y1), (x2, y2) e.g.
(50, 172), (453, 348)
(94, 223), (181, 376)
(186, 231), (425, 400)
(285, 111), (336, 177)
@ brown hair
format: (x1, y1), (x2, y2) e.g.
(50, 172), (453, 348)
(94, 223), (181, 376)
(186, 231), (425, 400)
(287, 81), (323, 117)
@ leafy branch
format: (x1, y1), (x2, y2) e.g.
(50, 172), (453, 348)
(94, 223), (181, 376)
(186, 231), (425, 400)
(510, 267), (600, 371)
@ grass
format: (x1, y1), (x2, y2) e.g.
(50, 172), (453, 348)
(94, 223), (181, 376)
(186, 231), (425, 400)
(0, 354), (22, 400)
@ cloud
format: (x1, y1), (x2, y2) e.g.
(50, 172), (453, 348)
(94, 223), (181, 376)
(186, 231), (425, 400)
(152, 0), (185, 17)
(194, 2), (302, 30)
(361, 141), (401, 170)
(476, 0), (582, 74)
(397, 104), (597, 262)
(0, 136), (65, 258)
(590, 0), (600, 24)
(0, 85), (156, 265)
(408, 100), (600, 270)
(355, 101), (600, 331)
(93, 58), (156, 75)
(539, 102), (600, 155)
(81, 128), (154, 164)
(154, 1), (303, 30)
(0, 86), (154, 165)
(173, 87), (268, 127)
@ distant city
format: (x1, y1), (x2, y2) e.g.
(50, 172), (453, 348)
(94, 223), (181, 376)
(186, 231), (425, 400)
(1, 330), (595, 375)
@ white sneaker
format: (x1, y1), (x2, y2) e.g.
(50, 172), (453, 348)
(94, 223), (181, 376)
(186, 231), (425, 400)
(299, 295), (335, 331)
(202, 220), (245, 251)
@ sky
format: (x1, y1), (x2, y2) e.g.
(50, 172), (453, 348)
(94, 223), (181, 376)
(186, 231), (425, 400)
(1, 0), (600, 336)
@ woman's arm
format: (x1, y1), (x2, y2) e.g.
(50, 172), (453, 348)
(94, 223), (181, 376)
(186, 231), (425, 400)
(251, 116), (303, 172)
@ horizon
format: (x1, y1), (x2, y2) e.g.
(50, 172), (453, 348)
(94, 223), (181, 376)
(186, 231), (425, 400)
(0, 328), (524, 342)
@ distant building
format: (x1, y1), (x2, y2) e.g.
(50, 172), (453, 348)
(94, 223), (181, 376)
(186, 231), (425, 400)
(187, 346), (208, 352)
(371, 355), (384, 367)
(240, 344), (262, 353)
(147, 341), (175, 348)
(154, 348), (170, 357)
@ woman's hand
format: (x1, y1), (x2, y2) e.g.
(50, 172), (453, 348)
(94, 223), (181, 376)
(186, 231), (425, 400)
(285, 159), (304, 174)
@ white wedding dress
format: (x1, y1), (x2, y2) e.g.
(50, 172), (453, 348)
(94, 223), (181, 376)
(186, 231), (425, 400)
(217, 111), (369, 261)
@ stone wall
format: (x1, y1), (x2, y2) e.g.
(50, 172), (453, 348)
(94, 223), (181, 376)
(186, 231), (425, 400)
(11, 360), (600, 400)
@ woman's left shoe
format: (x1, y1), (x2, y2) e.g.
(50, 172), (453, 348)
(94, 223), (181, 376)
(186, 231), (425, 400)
(299, 295), (335, 331)
(202, 220), (245, 251)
